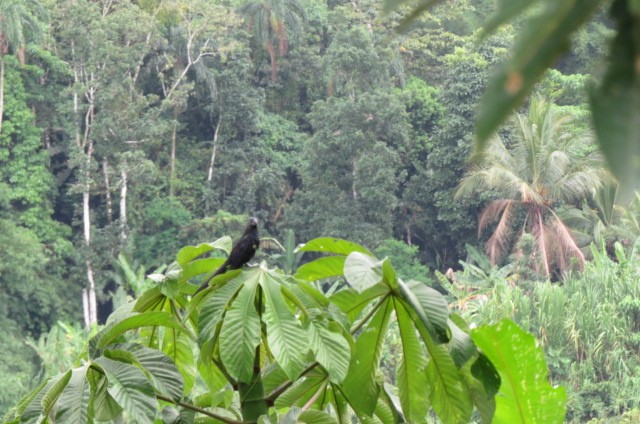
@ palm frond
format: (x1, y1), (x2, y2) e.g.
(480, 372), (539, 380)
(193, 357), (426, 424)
(530, 208), (551, 278)
(481, 200), (516, 265)
(548, 210), (585, 271)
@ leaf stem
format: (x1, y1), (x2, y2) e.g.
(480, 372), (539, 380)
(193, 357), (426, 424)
(156, 393), (245, 424)
(350, 292), (390, 334)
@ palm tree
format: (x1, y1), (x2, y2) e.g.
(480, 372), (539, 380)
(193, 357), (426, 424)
(240, 0), (305, 82)
(0, 0), (47, 133)
(457, 97), (610, 278)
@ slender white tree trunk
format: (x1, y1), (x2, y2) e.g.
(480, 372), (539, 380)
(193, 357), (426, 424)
(120, 169), (128, 242)
(170, 106), (178, 197)
(103, 160), (113, 224)
(207, 119), (220, 182)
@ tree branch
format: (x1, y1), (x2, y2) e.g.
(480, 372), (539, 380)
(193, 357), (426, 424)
(156, 393), (245, 424)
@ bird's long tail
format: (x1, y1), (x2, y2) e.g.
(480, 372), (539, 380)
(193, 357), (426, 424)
(194, 262), (227, 294)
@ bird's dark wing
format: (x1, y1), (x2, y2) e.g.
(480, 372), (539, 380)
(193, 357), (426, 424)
(194, 220), (259, 294)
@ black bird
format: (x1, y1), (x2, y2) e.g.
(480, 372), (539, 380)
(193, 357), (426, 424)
(195, 217), (260, 294)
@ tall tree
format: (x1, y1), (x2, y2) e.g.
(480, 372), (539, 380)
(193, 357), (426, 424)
(241, 0), (305, 82)
(0, 0), (47, 133)
(457, 97), (609, 277)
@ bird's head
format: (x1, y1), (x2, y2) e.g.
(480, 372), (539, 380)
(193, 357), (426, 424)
(248, 216), (259, 229)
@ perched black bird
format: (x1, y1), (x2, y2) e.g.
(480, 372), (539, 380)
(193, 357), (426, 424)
(195, 217), (260, 294)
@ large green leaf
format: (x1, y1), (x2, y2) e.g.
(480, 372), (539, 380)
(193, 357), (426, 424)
(162, 329), (197, 395)
(198, 277), (245, 344)
(424, 338), (473, 424)
(18, 378), (55, 423)
(472, 319), (566, 424)
(590, 0), (640, 193)
(476, 0), (601, 145)
(294, 256), (346, 282)
(55, 365), (91, 424)
(176, 237), (232, 266)
(274, 370), (328, 409)
(298, 237), (374, 256)
(398, 279), (449, 344)
(89, 311), (185, 357)
(93, 357), (158, 424)
(219, 274), (261, 382)
(341, 298), (392, 416)
(394, 299), (429, 423)
(343, 252), (384, 293)
(179, 257), (226, 283)
(308, 319), (351, 384)
(262, 273), (308, 380)
(40, 370), (72, 421)
(5, 377), (50, 423)
(109, 343), (184, 402)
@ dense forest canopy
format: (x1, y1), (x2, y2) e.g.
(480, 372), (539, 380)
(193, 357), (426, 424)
(4, 0), (640, 421)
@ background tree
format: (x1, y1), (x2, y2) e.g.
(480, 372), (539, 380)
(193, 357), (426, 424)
(0, 0), (47, 133)
(457, 97), (609, 277)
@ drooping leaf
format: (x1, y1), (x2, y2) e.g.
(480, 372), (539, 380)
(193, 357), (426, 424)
(262, 273), (308, 380)
(343, 252), (384, 293)
(294, 256), (346, 282)
(219, 274), (261, 382)
(476, 0), (601, 145)
(298, 237), (374, 256)
(93, 357), (158, 424)
(176, 237), (232, 266)
(472, 319), (566, 424)
(308, 319), (351, 384)
(341, 298), (392, 416)
(55, 365), (91, 423)
(448, 316), (475, 368)
(87, 367), (122, 422)
(394, 299), (429, 423)
(398, 279), (449, 343)
(89, 311), (184, 357)
(590, 0), (640, 194)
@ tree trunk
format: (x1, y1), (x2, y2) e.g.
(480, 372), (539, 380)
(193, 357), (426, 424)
(120, 168), (128, 242)
(103, 160), (113, 224)
(207, 119), (220, 182)
(170, 105), (178, 197)
(0, 56), (4, 134)
(83, 187), (98, 327)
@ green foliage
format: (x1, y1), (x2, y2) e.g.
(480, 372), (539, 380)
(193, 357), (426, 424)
(3, 234), (565, 423)
(453, 243), (640, 422)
